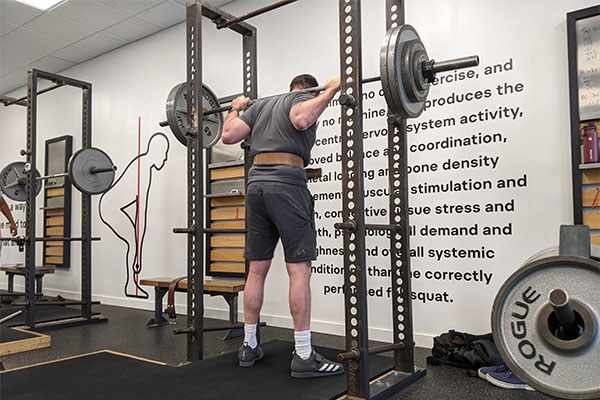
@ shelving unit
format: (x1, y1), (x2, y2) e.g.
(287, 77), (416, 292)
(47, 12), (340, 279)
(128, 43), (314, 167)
(567, 6), (600, 245)
(206, 160), (246, 277)
(205, 138), (248, 279)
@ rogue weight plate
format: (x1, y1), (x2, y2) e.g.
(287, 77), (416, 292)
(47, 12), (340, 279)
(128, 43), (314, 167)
(68, 147), (115, 195)
(0, 162), (41, 201)
(492, 256), (600, 399)
(165, 82), (223, 148)
(380, 24), (427, 119)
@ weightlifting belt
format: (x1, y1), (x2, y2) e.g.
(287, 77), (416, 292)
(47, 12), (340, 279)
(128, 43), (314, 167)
(253, 152), (303, 168)
(253, 152), (322, 180)
(165, 276), (187, 318)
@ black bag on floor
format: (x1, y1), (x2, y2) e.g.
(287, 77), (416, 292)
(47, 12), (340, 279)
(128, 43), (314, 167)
(426, 330), (502, 370)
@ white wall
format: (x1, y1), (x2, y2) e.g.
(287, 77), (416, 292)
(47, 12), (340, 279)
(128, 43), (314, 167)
(0, 0), (596, 347)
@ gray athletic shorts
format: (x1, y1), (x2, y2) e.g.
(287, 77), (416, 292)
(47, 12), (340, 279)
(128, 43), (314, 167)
(245, 181), (316, 263)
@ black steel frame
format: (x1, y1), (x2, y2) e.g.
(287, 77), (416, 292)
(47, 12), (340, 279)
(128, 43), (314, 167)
(184, 2), (425, 397)
(180, 2), (257, 362)
(336, 1), (425, 398)
(21, 69), (106, 329)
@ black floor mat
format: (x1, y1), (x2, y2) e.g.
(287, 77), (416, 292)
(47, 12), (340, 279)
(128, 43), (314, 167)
(0, 326), (39, 343)
(0, 340), (399, 400)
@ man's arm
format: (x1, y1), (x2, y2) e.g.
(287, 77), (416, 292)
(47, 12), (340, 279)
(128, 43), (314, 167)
(0, 197), (18, 236)
(289, 76), (341, 131)
(221, 96), (252, 144)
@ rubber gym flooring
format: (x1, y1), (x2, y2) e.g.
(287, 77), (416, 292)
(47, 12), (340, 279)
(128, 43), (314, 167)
(0, 304), (551, 399)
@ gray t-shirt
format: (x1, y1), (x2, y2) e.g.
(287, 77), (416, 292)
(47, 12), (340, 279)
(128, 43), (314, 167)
(240, 91), (317, 186)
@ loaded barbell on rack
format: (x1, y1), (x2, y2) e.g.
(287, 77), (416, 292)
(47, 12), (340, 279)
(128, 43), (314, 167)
(159, 24), (479, 147)
(0, 147), (116, 202)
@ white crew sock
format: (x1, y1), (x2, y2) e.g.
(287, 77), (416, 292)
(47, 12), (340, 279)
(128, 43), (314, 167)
(244, 323), (258, 349)
(294, 330), (312, 360)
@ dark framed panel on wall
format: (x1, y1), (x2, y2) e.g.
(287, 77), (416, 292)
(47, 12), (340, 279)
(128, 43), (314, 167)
(567, 5), (600, 245)
(43, 135), (73, 268)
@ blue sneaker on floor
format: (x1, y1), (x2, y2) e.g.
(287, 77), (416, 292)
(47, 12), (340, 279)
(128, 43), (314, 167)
(486, 368), (535, 391)
(477, 363), (508, 379)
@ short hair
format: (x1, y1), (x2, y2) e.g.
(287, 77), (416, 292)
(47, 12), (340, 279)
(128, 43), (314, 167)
(289, 74), (318, 91)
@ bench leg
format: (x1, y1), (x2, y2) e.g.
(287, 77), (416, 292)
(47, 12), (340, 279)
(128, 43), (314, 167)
(146, 287), (172, 328)
(7, 273), (14, 293)
(35, 276), (43, 299)
(222, 294), (243, 340)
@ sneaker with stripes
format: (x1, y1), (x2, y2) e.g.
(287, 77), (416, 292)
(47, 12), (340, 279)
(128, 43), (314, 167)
(290, 350), (344, 378)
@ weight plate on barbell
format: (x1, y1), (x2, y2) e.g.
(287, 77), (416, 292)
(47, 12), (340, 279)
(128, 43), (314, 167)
(402, 39), (429, 103)
(68, 147), (115, 195)
(380, 24), (428, 119)
(491, 256), (600, 399)
(165, 82), (223, 148)
(0, 162), (41, 201)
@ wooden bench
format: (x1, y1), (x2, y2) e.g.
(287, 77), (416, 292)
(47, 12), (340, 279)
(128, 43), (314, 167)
(0, 264), (55, 299)
(139, 277), (245, 339)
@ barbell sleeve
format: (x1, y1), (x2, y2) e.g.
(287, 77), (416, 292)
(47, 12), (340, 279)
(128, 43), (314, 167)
(90, 166), (117, 174)
(549, 288), (579, 338)
(431, 55), (480, 74)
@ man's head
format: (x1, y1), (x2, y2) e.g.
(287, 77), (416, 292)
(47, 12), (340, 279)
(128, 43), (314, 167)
(289, 74), (318, 91)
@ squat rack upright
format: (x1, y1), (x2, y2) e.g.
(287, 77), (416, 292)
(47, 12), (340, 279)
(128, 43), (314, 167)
(1, 70), (106, 330)
(180, 1), (424, 398)
(175, 2), (257, 362)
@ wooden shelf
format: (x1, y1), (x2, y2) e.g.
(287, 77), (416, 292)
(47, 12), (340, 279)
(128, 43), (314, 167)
(207, 160), (247, 278)
(579, 163), (600, 170)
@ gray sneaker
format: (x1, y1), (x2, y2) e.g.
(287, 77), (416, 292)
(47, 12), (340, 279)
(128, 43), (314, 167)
(238, 342), (263, 367)
(291, 350), (344, 378)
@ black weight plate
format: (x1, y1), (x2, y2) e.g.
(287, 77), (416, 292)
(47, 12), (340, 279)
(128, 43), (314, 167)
(380, 24), (426, 119)
(165, 82), (223, 148)
(402, 40), (429, 102)
(0, 162), (41, 201)
(68, 147), (115, 195)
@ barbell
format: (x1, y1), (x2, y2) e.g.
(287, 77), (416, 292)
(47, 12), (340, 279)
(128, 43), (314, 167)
(160, 24), (479, 147)
(0, 147), (116, 202)
(491, 226), (600, 399)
